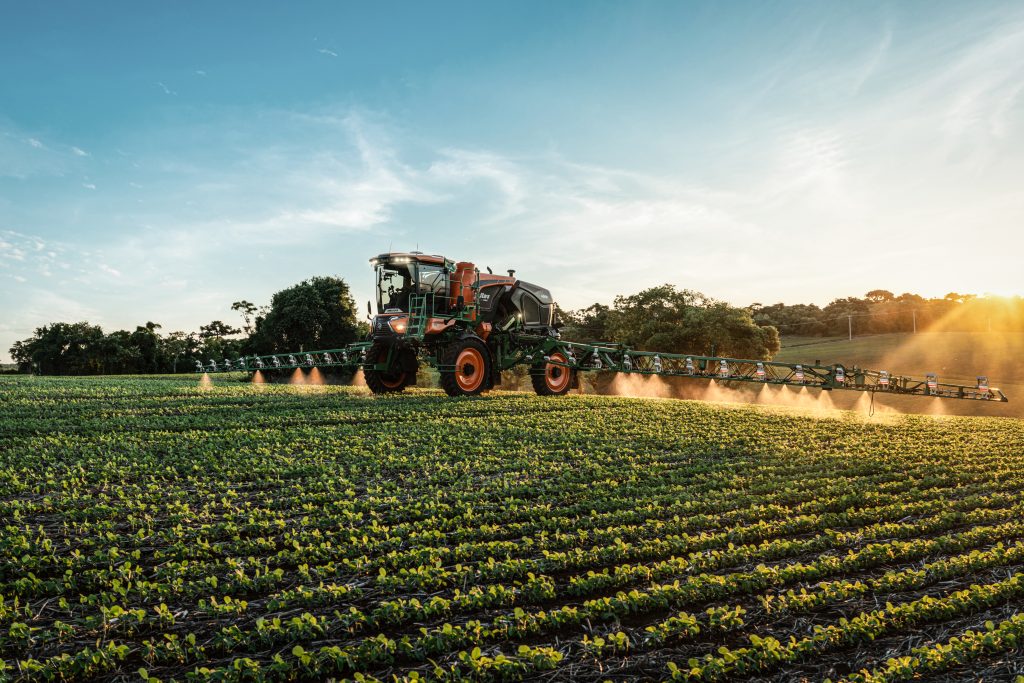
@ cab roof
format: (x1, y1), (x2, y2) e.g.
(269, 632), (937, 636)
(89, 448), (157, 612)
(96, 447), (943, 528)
(370, 252), (448, 266)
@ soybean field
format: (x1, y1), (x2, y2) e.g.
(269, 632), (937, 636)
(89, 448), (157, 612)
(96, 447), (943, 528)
(2, 376), (1024, 682)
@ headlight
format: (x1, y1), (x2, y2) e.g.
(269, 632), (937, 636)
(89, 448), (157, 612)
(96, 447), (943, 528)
(388, 317), (408, 334)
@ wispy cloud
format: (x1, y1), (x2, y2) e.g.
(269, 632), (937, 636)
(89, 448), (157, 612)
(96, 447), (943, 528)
(317, 48), (338, 58)
(195, 69), (207, 77)
(169, 110), (446, 240)
(851, 23), (892, 94)
(71, 146), (89, 156)
(156, 81), (177, 96)
(931, 21), (1024, 149)
(427, 149), (527, 222)
(0, 290), (103, 340)
(0, 231), (44, 263)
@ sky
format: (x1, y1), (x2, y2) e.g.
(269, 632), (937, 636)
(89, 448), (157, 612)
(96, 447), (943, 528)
(2, 1), (1023, 362)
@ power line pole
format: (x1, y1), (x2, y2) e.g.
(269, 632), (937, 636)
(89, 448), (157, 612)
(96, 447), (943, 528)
(848, 314), (853, 341)
(912, 310), (917, 334)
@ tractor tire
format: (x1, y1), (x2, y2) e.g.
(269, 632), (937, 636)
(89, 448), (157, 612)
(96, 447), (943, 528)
(531, 351), (575, 396)
(441, 338), (492, 397)
(364, 342), (416, 394)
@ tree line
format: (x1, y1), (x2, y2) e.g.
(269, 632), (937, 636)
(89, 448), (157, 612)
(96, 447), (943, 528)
(749, 290), (1024, 337)
(9, 277), (367, 375)
(9, 278), (1021, 375)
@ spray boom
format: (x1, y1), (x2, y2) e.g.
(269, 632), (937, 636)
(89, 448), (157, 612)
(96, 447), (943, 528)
(195, 250), (1008, 405)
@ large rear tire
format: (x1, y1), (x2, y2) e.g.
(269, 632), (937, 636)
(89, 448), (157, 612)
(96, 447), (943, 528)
(364, 342), (416, 394)
(531, 351), (574, 396)
(441, 338), (492, 397)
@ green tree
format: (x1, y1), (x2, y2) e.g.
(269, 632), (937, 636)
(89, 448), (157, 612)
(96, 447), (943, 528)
(162, 331), (199, 373)
(10, 322), (106, 375)
(698, 302), (781, 359)
(100, 329), (140, 374)
(753, 302), (826, 336)
(198, 320), (242, 361)
(865, 289), (895, 303)
(231, 300), (258, 335)
(250, 276), (361, 353)
(822, 296), (870, 336)
(559, 303), (612, 342)
(604, 285), (712, 352)
(570, 284), (779, 360)
(130, 322), (162, 374)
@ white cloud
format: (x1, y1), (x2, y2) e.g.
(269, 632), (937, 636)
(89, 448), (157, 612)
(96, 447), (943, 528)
(71, 146), (89, 156)
(318, 48), (338, 57)
(82, 182), (96, 190)
(99, 264), (121, 277)
(27, 137), (43, 148)
(156, 81), (176, 96)
(195, 70), (207, 76)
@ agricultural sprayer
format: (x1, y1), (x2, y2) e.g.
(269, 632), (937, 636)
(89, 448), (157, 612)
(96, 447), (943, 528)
(198, 252), (1008, 403)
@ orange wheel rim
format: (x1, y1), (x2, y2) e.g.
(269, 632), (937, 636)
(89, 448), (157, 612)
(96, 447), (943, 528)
(455, 347), (486, 392)
(380, 372), (406, 389)
(546, 352), (571, 392)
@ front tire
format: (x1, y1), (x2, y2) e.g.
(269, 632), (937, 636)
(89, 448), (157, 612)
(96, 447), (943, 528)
(441, 338), (492, 397)
(364, 342), (416, 394)
(532, 351), (574, 396)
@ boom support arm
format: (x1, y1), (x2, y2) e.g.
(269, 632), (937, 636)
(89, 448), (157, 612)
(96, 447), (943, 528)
(506, 336), (1007, 402)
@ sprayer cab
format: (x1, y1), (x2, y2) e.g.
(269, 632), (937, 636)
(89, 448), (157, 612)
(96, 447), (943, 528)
(367, 252), (557, 338)
(370, 253), (451, 314)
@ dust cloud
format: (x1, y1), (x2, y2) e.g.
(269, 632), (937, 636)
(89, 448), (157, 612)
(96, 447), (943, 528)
(606, 373), (675, 399)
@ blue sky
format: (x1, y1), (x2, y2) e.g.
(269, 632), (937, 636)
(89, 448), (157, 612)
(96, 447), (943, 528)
(2, 1), (1023, 361)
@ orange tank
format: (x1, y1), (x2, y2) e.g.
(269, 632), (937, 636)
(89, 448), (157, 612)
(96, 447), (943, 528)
(450, 262), (477, 321)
